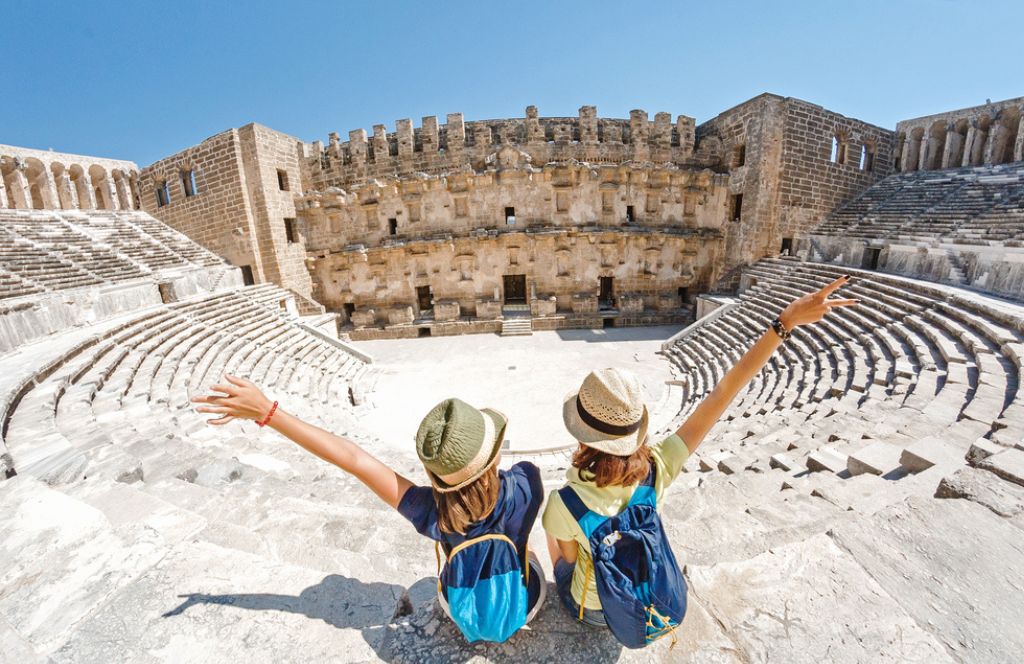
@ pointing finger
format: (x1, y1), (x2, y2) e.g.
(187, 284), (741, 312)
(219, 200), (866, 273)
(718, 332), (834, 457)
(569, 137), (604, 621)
(209, 384), (237, 397)
(826, 298), (859, 307)
(207, 415), (235, 426)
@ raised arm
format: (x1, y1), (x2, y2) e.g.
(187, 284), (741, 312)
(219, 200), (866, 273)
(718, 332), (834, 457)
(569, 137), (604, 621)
(675, 275), (857, 455)
(191, 375), (414, 509)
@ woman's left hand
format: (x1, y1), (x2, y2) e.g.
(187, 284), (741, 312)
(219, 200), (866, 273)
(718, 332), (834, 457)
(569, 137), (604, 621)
(778, 274), (858, 329)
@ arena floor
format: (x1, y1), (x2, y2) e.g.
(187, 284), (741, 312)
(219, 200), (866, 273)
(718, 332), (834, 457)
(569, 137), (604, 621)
(353, 325), (683, 452)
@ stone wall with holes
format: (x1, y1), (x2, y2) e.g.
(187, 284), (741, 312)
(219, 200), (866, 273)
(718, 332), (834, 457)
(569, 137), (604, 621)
(698, 94), (894, 280)
(296, 161), (728, 252)
(306, 106), (705, 189)
(894, 96), (1024, 173)
(140, 124), (316, 303)
(309, 227), (722, 333)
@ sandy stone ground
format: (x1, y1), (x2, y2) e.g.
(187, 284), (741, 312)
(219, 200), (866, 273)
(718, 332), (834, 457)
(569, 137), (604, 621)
(354, 326), (682, 452)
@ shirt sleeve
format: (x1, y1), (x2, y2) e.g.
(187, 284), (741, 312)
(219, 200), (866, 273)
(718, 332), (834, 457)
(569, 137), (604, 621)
(396, 484), (443, 541)
(541, 489), (580, 542)
(651, 432), (690, 487)
(506, 462), (545, 551)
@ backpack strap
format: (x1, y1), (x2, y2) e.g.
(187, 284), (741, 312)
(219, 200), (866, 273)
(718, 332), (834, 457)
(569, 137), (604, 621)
(438, 533), (530, 586)
(558, 486), (607, 540)
(628, 462), (658, 508)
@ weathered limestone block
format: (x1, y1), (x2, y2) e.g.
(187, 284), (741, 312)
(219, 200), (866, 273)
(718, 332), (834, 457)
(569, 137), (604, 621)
(572, 293), (597, 314)
(806, 446), (847, 473)
(348, 129), (368, 166)
(900, 437), (965, 473)
(977, 448), (1024, 487)
(935, 466), (1024, 517)
(617, 293), (644, 314)
(847, 441), (903, 476)
(475, 299), (502, 319)
(967, 437), (1004, 465)
(687, 534), (952, 663)
(769, 452), (794, 471)
(578, 105), (598, 144)
(387, 306), (414, 326)
(530, 296), (556, 317)
(433, 300), (460, 322)
(350, 309), (377, 328)
(829, 496), (1024, 662)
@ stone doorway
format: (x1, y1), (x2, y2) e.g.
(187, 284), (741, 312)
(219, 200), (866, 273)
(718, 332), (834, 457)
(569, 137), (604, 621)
(599, 276), (615, 309)
(416, 285), (433, 315)
(503, 275), (527, 304)
(862, 247), (881, 271)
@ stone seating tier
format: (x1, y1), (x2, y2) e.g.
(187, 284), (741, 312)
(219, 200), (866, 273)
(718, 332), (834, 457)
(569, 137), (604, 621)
(0, 209), (228, 300)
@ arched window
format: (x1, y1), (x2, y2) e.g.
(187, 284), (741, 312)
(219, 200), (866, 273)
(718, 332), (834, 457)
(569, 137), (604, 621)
(859, 142), (875, 172)
(830, 134), (848, 165)
(155, 180), (171, 207)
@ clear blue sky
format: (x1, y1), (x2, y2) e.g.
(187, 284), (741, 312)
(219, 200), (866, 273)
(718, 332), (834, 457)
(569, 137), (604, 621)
(3, 0), (1020, 167)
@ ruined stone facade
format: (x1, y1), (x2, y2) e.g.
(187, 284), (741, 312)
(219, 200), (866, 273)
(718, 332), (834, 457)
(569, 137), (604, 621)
(124, 95), (929, 336)
(696, 95), (896, 280)
(138, 124), (318, 311)
(895, 96), (1024, 172)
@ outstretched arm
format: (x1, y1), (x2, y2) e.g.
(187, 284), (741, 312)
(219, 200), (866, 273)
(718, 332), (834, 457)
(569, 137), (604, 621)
(675, 275), (857, 455)
(191, 375), (414, 509)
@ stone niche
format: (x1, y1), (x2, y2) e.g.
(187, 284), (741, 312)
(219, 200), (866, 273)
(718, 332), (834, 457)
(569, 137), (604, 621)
(618, 293), (644, 314)
(351, 309), (377, 328)
(572, 293), (598, 314)
(388, 306), (415, 325)
(434, 300), (460, 321)
(530, 296), (557, 316)
(476, 299), (503, 319)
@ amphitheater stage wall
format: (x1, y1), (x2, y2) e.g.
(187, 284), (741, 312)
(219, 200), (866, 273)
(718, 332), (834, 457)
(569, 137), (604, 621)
(806, 235), (1024, 301)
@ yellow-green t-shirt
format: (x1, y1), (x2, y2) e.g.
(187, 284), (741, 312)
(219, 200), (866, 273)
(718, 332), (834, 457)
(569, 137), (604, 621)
(541, 433), (690, 611)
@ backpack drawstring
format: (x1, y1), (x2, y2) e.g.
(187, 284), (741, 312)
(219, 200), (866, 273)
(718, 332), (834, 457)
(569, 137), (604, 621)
(578, 561), (593, 622)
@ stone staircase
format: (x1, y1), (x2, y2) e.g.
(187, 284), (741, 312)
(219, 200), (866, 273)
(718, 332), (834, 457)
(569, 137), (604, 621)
(500, 317), (533, 336)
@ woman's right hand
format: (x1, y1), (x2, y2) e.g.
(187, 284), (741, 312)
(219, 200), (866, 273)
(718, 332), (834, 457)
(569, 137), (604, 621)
(191, 375), (274, 426)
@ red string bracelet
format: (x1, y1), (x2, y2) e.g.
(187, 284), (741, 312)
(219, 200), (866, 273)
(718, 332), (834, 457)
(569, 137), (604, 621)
(258, 401), (278, 428)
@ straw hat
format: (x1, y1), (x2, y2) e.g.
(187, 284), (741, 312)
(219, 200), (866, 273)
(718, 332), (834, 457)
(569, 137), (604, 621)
(562, 368), (649, 456)
(416, 398), (507, 492)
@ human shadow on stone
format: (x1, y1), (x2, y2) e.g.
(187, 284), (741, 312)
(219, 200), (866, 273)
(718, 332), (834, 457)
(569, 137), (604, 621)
(163, 575), (624, 664)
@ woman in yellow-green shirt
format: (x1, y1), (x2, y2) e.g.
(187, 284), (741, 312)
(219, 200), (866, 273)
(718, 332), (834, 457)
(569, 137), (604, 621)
(543, 275), (857, 626)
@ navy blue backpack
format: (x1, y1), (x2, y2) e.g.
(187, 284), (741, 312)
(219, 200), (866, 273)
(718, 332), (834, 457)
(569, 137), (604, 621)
(558, 463), (687, 648)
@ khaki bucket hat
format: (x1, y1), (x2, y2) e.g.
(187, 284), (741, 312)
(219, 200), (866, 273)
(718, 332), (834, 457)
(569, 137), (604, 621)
(416, 398), (507, 492)
(563, 367), (649, 456)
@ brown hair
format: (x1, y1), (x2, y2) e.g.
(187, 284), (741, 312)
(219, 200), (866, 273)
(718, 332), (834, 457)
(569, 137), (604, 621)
(572, 442), (652, 488)
(433, 464), (501, 534)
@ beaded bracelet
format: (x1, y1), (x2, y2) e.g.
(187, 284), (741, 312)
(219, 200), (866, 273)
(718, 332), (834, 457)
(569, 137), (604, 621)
(771, 317), (791, 341)
(258, 401), (279, 427)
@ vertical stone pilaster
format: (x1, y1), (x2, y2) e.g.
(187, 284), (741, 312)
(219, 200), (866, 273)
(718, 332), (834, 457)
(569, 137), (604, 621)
(9, 161), (30, 209)
(526, 106), (544, 144)
(421, 116), (438, 153)
(348, 129), (368, 167)
(962, 126), (977, 167)
(629, 109), (650, 161)
(579, 106), (598, 144)
(0, 172), (8, 208)
(1015, 107), (1024, 162)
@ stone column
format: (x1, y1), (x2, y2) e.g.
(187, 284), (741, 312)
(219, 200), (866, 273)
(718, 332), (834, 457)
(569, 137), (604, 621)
(676, 115), (696, 156)
(8, 160), (30, 209)
(984, 125), (1005, 165)
(76, 172), (96, 209)
(941, 122), (960, 169)
(917, 137), (928, 171)
(652, 112), (672, 150)
(1015, 107), (1024, 162)
(962, 125), (977, 167)
(0, 172), (8, 208)
(115, 173), (132, 210)
(104, 176), (121, 210)
(40, 166), (60, 209)
(328, 132), (342, 162)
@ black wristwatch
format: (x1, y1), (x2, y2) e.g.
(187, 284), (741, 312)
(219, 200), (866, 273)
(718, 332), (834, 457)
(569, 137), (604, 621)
(771, 317), (791, 341)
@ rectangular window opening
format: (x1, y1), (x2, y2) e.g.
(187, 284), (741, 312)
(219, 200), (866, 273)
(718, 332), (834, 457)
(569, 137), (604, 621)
(730, 194), (743, 222)
(343, 302), (355, 319)
(734, 144), (746, 167)
(677, 286), (689, 303)
(181, 170), (198, 197)
(155, 181), (170, 208)
(240, 265), (255, 286)
(388, 218), (398, 236)
(505, 207), (516, 225)
(626, 205), (635, 223)
(860, 146), (874, 172)
(284, 218), (298, 243)
(780, 237), (793, 255)
(277, 169), (290, 191)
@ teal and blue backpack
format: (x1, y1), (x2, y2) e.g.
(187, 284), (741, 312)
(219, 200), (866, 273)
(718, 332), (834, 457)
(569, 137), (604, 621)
(558, 463), (687, 648)
(435, 533), (529, 643)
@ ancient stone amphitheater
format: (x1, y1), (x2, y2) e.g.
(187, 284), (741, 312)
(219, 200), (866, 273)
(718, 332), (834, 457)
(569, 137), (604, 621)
(1, 94), (1023, 663)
